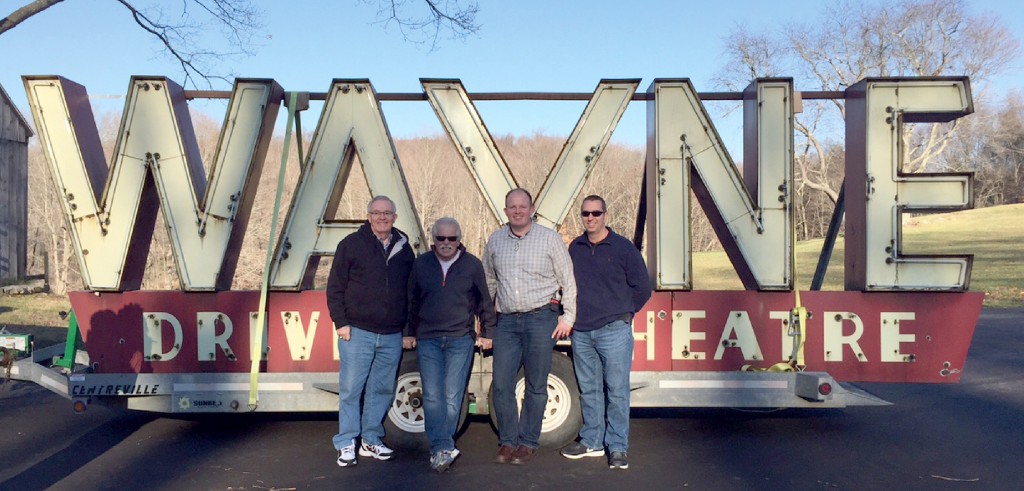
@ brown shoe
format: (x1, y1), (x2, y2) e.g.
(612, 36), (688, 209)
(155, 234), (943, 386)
(494, 445), (515, 464)
(510, 445), (537, 465)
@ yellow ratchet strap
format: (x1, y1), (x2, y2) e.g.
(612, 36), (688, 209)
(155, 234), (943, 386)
(742, 210), (805, 373)
(249, 91), (302, 411)
(789, 222), (807, 370)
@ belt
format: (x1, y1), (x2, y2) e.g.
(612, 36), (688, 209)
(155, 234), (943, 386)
(503, 305), (549, 316)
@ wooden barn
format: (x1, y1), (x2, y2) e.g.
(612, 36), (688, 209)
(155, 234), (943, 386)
(0, 83), (33, 283)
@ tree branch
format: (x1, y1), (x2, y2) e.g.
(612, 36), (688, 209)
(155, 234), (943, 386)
(112, 0), (262, 88)
(1, 0), (65, 36)
(371, 0), (480, 51)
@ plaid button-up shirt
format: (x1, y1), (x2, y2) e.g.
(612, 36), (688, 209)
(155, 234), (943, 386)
(483, 222), (577, 326)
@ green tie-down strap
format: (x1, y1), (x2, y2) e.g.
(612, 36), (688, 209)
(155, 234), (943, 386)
(249, 91), (302, 411)
(53, 309), (80, 370)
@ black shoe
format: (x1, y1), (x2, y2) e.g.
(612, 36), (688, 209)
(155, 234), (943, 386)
(608, 451), (628, 469)
(560, 441), (605, 459)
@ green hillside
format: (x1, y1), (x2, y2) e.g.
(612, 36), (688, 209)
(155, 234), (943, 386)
(692, 203), (1024, 307)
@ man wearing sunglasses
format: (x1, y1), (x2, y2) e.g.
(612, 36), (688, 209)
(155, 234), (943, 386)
(561, 195), (651, 470)
(327, 195), (415, 467)
(405, 217), (496, 473)
(484, 188), (577, 465)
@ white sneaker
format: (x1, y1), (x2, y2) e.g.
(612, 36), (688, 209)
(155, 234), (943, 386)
(337, 443), (357, 467)
(359, 441), (395, 461)
(430, 449), (457, 473)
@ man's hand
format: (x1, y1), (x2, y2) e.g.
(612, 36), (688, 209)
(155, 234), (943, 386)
(402, 336), (417, 349)
(476, 337), (493, 350)
(336, 325), (351, 341)
(552, 319), (573, 340)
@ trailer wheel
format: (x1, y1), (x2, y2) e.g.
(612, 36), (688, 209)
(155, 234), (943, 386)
(488, 351), (582, 448)
(384, 352), (468, 450)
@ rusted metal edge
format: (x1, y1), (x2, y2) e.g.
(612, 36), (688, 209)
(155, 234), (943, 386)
(184, 90), (846, 101)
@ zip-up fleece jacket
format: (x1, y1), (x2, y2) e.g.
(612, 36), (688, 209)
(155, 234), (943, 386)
(568, 228), (652, 332)
(406, 245), (497, 340)
(327, 223), (415, 334)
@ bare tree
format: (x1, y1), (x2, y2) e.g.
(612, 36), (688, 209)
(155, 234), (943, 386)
(2, 0), (262, 88)
(26, 125), (660, 293)
(368, 0), (480, 50)
(940, 93), (1024, 207)
(2, 1), (481, 87)
(715, 0), (1021, 217)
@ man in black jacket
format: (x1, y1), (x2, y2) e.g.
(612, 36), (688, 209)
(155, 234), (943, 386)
(405, 216), (496, 473)
(327, 196), (415, 467)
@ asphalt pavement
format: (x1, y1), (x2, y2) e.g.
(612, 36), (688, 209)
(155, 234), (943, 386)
(1, 308), (1021, 490)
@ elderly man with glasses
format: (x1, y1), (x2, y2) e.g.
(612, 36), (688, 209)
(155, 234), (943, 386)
(404, 217), (496, 473)
(327, 195), (416, 467)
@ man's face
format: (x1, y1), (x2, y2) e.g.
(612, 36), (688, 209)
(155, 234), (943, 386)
(367, 200), (397, 237)
(581, 199), (606, 235)
(504, 191), (535, 229)
(433, 223), (460, 261)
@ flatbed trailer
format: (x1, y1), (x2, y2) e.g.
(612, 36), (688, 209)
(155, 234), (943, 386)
(7, 74), (983, 448)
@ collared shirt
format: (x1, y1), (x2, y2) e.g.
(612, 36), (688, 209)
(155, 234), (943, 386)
(483, 221), (577, 326)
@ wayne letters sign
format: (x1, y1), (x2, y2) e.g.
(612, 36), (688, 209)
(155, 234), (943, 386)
(24, 75), (983, 383)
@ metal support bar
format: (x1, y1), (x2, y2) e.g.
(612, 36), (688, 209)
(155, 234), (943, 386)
(811, 181), (846, 291)
(632, 165), (647, 251)
(185, 90), (847, 102)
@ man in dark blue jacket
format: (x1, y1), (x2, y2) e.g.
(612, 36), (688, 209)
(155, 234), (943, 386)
(405, 216), (496, 473)
(562, 195), (651, 470)
(327, 196), (415, 467)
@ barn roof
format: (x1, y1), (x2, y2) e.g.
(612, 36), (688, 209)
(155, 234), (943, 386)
(0, 82), (34, 138)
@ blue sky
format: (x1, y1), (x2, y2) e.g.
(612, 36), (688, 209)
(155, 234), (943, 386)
(3, 0), (1022, 149)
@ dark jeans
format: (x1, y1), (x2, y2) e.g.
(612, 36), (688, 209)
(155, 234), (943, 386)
(416, 334), (475, 453)
(492, 308), (558, 448)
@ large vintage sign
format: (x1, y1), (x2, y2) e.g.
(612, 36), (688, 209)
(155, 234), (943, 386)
(25, 75), (983, 384)
(67, 289), (980, 383)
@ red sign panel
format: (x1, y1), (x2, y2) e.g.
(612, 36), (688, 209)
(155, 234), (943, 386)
(69, 290), (982, 383)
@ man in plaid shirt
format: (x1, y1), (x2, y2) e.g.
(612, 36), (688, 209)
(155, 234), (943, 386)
(484, 188), (577, 465)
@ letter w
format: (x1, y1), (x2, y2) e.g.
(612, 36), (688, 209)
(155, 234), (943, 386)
(24, 76), (282, 291)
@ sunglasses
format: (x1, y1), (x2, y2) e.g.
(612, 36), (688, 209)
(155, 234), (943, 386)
(435, 235), (460, 242)
(580, 210), (605, 217)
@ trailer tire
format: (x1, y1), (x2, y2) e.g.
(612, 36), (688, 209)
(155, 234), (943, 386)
(488, 351), (582, 448)
(384, 352), (468, 450)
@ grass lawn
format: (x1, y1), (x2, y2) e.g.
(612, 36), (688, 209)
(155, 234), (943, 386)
(0, 294), (71, 329)
(1, 204), (1021, 330)
(693, 203), (1024, 307)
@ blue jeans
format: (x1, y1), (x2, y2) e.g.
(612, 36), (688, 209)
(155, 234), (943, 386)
(492, 308), (558, 449)
(571, 319), (634, 453)
(332, 327), (402, 449)
(416, 334), (475, 453)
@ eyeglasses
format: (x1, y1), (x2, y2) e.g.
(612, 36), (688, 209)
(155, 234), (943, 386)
(580, 210), (605, 217)
(435, 235), (459, 242)
(369, 211), (395, 218)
